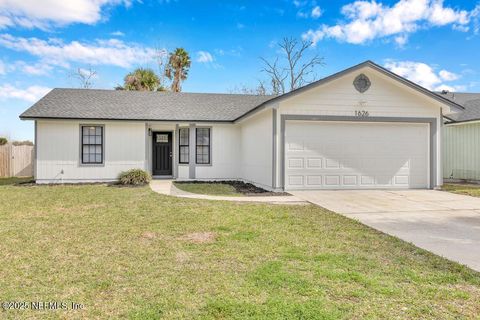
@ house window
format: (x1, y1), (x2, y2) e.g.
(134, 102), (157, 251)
(179, 128), (189, 164)
(196, 128), (210, 164)
(81, 125), (103, 164)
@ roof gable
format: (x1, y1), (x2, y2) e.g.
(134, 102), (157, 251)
(234, 60), (464, 122)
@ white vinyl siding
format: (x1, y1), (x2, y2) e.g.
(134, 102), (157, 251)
(443, 122), (480, 180)
(195, 124), (240, 180)
(239, 109), (272, 189)
(36, 120), (145, 183)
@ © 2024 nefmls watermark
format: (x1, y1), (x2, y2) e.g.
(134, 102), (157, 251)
(2, 301), (84, 311)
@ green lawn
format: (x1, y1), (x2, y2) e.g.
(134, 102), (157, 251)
(0, 176), (33, 185)
(174, 182), (243, 196)
(1, 185), (479, 319)
(442, 183), (480, 197)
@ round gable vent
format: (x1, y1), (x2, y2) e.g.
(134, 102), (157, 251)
(353, 74), (371, 93)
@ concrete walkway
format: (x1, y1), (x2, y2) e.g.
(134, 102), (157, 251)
(149, 180), (307, 205)
(291, 189), (480, 272)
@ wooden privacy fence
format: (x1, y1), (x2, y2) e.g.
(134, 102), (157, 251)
(0, 144), (34, 177)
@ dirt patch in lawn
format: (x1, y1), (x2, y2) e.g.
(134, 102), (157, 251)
(175, 251), (191, 263)
(175, 180), (290, 196)
(179, 232), (216, 244)
(140, 231), (157, 240)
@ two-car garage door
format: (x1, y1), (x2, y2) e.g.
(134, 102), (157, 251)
(284, 121), (429, 190)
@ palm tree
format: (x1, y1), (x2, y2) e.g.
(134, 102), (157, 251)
(123, 68), (160, 91)
(165, 48), (191, 92)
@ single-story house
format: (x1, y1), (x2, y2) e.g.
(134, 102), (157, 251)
(20, 60), (464, 191)
(440, 92), (480, 181)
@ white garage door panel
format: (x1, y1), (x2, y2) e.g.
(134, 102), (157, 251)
(285, 121), (429, 190)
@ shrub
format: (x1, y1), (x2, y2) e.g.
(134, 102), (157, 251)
(0, 137), (7, 145)
(12, 140), (34, 146)
(118, 169), (151, 185)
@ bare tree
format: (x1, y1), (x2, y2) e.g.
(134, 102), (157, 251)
(155, 46), (170, 91)
(259, 57), (287, 94)
(229, 80), (269, 95)
(69, 67), (97, 89)
(260, 37), (325, 94)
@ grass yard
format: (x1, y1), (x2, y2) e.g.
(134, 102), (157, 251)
(442, 183), (480, 197)
(0, 176), (33, 185)
(1, 184), (480, 319)
(173, 182), (243, 196)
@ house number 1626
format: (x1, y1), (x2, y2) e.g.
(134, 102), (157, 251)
(355, 110), (369, 117)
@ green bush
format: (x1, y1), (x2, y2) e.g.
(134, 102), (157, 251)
(0, 137), (7, 145)
(118, 169), (151, 185)
(12, 140), (33, 146)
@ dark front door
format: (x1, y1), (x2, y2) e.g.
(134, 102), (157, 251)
(152, 132), (173, 176)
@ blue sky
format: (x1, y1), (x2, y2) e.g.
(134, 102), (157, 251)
(0, 0), (479, 140)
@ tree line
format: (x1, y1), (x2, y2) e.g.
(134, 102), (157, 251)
(70, 37), (324, 95)
(118, 47), (191, 92)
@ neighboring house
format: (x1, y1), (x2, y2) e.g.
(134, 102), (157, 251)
(20, 61), (463, 190)
(440, 92), (480, 181)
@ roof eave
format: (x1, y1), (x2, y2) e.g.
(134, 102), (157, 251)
(19, 116), (235, 123)
(444, 118), (480, 126)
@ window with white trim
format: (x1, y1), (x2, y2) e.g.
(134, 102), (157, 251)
(196, 128), (210, 164)
(179, 128), (189, 164)
(81, 126), (103, 164)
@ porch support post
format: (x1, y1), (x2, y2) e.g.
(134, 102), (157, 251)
(272, 106), (278, 189)
(174, 124), (179, 178)
(189, 123), (196, 179)
(145, 122), (150, 174)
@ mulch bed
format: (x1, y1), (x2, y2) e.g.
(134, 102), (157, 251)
(175, 180), (291, 197)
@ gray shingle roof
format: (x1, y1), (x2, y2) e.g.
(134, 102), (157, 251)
(438, 92), (480, 123)
(20, 61), (467, 123)
(20, 88), (276, 122)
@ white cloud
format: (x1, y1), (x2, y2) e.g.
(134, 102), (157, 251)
(297, 11), (309, 18)
(214, 48), (242, 58)
(472, 4), (480, 34)
(385, 61), (441, 89)
(0, 34), (158, 68)
(384, 60), (464, 91)
(428, 0), (469, 26)
(0, 59), (53, 76)
(294, 1), (322, 19)
(196, 51), (214, 63)
(394, 34), (408, 47)
(0, 0), (133, 30)
(303, 0), (473, 45)
(439, 69), (459, 81)
(236, 23), (245, 29)
(438, 84), (467, 92)
(311, 6), (322, 18)
(293, 0), (308, 8)
(0, 60), (6, 75)
(0, 84), (51, 102)
(110, 30), (125, 36)
(16, 61), (53, 76)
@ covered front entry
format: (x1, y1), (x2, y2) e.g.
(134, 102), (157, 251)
(152, 131), (173, 176)
(284, 120), (430, 190)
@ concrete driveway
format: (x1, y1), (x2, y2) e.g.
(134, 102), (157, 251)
(290, 189), (480, 272)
